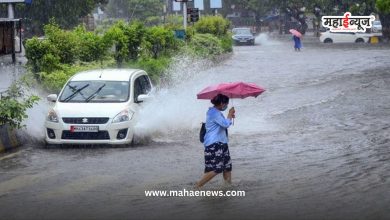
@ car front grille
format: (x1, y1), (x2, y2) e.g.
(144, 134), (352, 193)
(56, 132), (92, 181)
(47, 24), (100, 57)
(61, 131), (110, 140)
(62, 117), (109, 124)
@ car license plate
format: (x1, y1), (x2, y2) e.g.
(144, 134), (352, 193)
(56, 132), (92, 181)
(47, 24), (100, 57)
(240, 40), (247, 42)
(70, 125), (99, 132)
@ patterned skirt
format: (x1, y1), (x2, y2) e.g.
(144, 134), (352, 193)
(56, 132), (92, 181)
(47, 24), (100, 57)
(204, 142), (232, 173)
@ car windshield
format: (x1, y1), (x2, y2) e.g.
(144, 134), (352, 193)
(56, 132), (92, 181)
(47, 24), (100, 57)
(233, 28), (251, 35)
(373, 21), (381, 25)
(59, 81), (129, 103)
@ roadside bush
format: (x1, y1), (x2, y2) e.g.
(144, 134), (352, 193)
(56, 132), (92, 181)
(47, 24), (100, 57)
(194, 16), (230, 37)
(44, 23), (80, 64)
(124, 22), (146, 60)
(189, 33), (223, 57)
(143, 26), (176, 58)
(74, 25), (109, 62)
(40, 60), (115, 92)
(103, 21), (129, 66)
(165, 15), (182, 28)
(25, 37), (60, 73)
(219, 33), (233, 53)
(0, 83), (39, 129)
(103, 21), (147, 64)
(128, 56), (171, 83)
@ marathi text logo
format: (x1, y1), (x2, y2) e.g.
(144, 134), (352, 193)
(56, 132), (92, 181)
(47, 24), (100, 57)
(322, 12), (375, 32)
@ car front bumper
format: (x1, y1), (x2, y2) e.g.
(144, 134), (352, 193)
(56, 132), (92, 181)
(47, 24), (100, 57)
(233, 39), (255, 45)
(45, 120), (135, 145)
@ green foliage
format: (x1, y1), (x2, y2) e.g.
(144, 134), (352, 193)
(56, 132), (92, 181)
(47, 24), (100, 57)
(103, 21), (147, 64)
(44, 23), (80, 64)
(74, 26), (109, 62)
(194, 16), (230, 37)
(39, 60), (115, 93)
(377, 0), (390, 13)
(106, 0), (163, 21)
(143, 26), (176, 58)
(15, 0), (108, 36)
(185, 26), (196, 42)
(124, 22), (146, 60)
(0, 83), (40, 129)
(25, 37), (59, 73)
(188, 34), (224, 57)
(220, 34), (233, 53)
(129, 57), (171, 84)
(165, 15), (183, 29)
(25, 18), (233, 93)
(103, 21), (129, 66)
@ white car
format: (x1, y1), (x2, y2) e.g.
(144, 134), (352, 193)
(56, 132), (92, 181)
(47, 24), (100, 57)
(319, 31), (370, 43)
(45, 69), (153, 145)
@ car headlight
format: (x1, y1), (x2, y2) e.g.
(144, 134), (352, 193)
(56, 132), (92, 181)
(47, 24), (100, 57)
(112, 109), (134, 123)
(232, 36), (239, 40)
(47, 109), (59, 123)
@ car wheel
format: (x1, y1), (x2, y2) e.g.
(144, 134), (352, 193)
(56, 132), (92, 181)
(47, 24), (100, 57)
(324, 38), (333, 43)
(355, 38), (364, 43)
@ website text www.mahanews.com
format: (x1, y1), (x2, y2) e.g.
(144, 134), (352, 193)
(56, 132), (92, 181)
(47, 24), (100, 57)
(145, 189), (246, 197)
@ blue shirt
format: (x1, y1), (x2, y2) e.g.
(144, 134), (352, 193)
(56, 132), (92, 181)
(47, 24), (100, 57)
(203, 107), (232, 147)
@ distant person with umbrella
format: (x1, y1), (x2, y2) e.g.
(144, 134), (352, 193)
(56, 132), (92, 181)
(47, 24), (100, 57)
(195, 94), (235, 188)
(195, 82), (265, 188)
(290, 29), (302, 51)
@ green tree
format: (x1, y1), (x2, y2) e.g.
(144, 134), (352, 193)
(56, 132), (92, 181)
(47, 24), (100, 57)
(106, 0), (163, 21)
(74, 25), (109, 62)
(194, 16), (230, 37)
(377, 0), (390, 40)
(13, 0), (108, 36)
(103, 21), (129, 66)
(143, 26), (175, 58)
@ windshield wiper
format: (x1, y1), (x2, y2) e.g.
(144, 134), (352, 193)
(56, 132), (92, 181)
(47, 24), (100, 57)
(85, 84), (106, 102)
(62, 84), (90, 102)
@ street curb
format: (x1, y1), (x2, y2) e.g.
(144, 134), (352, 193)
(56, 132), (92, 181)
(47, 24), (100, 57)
(0, 124), (20, 154)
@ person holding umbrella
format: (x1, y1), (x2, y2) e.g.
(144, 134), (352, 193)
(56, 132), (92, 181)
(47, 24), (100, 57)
(196, 82), (265, 188)
(195, 94), (236, 188)
(290, 29), (302, 51)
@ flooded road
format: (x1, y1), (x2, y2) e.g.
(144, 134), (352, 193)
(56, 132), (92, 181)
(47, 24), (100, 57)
(1, 38), (390, 220)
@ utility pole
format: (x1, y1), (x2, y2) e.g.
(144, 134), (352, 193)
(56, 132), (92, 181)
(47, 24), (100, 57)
(174, 0), (189, 29)
(183, 1), (187, 29)
(8, 3), (16, 63)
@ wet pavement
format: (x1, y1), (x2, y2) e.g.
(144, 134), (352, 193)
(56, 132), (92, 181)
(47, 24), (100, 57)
(0, 37), (390, 220)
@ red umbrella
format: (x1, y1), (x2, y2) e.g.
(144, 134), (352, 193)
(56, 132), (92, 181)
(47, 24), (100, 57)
(197, 82), (265, 99)
(289, 29), (302, 38)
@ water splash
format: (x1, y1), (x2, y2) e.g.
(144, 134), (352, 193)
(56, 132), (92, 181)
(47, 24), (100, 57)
(134, 55), (215, 141)
(133, 53), (276, 141)
(255, 33), (282, 46)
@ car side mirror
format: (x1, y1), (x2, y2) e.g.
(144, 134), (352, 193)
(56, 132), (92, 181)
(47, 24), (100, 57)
(137, 94), (150, 103)
(47, 94), (58, 102)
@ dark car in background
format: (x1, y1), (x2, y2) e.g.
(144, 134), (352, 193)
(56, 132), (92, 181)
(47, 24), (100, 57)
(232, 27), (255, 45)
